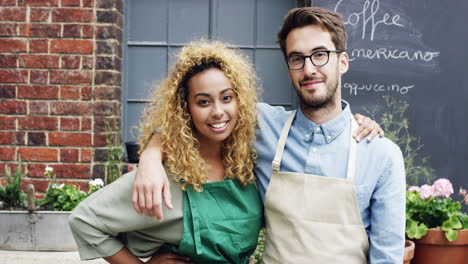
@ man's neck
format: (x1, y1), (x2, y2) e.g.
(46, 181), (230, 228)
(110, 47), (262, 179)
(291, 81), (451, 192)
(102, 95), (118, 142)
(300, 99), (343, 124)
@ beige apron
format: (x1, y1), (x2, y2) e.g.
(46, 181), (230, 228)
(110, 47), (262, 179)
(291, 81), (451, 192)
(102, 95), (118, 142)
(262, 111), (369, 264)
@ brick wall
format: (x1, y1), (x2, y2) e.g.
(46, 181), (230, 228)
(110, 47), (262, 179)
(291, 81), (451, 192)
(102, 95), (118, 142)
(0, 0), (124, 194)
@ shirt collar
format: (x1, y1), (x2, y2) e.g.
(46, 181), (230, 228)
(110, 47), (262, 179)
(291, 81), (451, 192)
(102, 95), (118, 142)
(296, 100), (352, 144)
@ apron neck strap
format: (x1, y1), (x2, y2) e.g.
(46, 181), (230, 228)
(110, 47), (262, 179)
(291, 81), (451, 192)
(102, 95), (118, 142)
(272, 111), (296, 172)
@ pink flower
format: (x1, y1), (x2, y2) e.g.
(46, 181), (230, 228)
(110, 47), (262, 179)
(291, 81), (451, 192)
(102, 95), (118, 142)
(432, 178), (453, 198)
(408, 186), (420, 192)
(419, 184), (434, 199)
(460, 187), (467, 196)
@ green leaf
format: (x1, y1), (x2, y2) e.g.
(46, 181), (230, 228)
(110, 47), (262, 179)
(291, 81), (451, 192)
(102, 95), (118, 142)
(442, 216), (462, 230)
(445, 229), (458, 242)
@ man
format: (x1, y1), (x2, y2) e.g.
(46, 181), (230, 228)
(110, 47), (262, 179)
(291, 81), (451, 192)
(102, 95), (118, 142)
(133, 7), (405, 263)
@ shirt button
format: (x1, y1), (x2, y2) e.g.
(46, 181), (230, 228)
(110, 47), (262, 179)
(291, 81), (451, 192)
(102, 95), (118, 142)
(312, 147), (318, 152)
(327, 136), (331, 140)
(305, 134), (310, 138)
(315, 127), (320, 131)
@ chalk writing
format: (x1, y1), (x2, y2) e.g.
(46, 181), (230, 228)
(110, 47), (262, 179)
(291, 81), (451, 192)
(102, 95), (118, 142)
(343, 82), (414, 95)
(349, 48), (440, 62)
(335, 0), (404, 41)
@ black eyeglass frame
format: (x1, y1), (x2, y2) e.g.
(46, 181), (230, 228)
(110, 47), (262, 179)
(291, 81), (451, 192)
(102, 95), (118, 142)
(286, 50), (344, 70)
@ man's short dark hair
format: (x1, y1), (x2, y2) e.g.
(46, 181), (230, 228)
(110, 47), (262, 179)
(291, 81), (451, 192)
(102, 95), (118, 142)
(277, 7), (347, 57)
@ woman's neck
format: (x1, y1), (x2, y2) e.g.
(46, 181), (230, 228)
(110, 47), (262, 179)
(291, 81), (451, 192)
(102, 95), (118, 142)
(198, 141), (225, 182)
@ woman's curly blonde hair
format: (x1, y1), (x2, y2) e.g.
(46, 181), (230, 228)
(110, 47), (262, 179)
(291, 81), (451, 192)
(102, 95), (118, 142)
(138, 40), (259, 192)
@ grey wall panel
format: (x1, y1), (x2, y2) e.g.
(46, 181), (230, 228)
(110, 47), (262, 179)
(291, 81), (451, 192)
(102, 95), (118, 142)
(126, 46), (167, 99)
(255, 49), (294, 106)
(169, 0), (210, 44)
(214, 0), (255, 45)
(257, 0), (295, 46)
(128, 0), (167, 42)
(125, 103), (147, 141)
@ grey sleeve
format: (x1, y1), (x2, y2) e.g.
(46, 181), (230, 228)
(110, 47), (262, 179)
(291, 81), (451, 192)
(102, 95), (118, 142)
(68, 170), (156, 260)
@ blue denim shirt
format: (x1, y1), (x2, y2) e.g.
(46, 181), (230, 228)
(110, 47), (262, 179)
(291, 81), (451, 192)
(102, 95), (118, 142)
(254, 101), (406, 264)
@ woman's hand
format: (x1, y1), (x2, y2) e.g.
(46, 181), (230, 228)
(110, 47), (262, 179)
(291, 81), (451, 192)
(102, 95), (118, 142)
(132, 135), (173, 221)
(146, 253), (192, 264)
(353, 113), (384, 142)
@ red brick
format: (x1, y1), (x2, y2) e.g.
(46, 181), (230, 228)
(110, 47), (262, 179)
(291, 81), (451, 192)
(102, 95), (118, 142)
(18, 55), (59, 68)
(83, 0), (93, 7)
(61, 55), (80, 69)
(19, 147), (58, 161)
(60, 117), (80, 131)
(0, 85), (15, 98)
(0, 23), (17, 36)
(21, 179), (49, 193)
(30, 8), (49, 22)
(27, 163), (47, 177)
(30, 70), (48, 84)
(0, 116), (16, 129)
(50, 101), (91, 115)
(0, 162), (20, 176)
(29, 101), (49, 114)
(0, 0), (17, 6)
(61, 0), (80, 6)
(0, 100), (27, 114)
(0, 7), (27, 21)
(49, 132), (91, 146)
(60, 148), (79, 162)
(50, 39), (92, 54)
(0, 146), (15, 160)
(60, 86), (80, 99)
(19, 116), (58, 130)
(93, 101), (115, 116)
(0, 131), (25, 145)
(0, 69), (28, 83)
(27, 132), (46, 145)
(80, 148), (92, 162)
(30, 39), (48, 53)
(52, 8), (93, 22)
(50, 70), (92, 84)
(0, 39), (27, 52)
(0, 54), (18, 68)
(51, 164), (90, 179)
(28, 24), (60, 37)
(18, 0), (59, 6)
(82, 25), (93, 38)
(63, 24), (81, 38)
(80, 86), (92, 100)
(93, 134), (106, 147)
(82, 56), (93, 69)
(17, 85), (59, 99)
(81, 117), (91, 130)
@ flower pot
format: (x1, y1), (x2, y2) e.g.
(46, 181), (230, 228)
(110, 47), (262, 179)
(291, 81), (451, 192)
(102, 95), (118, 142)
(411, 228), (468, 264)
(403, 239), (414, 264)
(125, 141), (140, 163)
(0, 210), (77, 251)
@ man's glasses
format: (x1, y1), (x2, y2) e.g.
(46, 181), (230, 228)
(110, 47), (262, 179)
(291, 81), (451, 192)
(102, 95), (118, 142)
(286, 50), (343, 70)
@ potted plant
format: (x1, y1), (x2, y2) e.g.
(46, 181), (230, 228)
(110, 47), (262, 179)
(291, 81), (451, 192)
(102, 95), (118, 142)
(0, 163), (103, 251)
(406, 178), (468, 264)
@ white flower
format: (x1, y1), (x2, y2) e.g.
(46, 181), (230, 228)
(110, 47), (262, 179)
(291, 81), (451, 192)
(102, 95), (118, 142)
(45, 167), (53, 173)
(52, 183), (65, 189)
(89, 178), (104, 187)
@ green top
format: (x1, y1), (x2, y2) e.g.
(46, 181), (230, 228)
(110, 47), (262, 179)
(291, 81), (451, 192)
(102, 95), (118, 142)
(69, 169), (263, 263)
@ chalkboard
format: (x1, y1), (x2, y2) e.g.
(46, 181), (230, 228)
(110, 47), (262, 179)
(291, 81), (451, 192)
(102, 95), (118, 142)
(312, 0), (468, 199)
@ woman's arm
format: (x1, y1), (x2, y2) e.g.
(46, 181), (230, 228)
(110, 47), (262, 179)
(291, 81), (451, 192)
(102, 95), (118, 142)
(132, 135), (173, 221)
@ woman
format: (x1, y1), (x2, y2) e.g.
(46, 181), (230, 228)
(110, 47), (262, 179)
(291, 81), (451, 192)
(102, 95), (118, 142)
(69, 41), (263, 264)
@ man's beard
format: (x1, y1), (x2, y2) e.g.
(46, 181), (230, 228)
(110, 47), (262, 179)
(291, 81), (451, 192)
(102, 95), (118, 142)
(296, 77), (339, 110)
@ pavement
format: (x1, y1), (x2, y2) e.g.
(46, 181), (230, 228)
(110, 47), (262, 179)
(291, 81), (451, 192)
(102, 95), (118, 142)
(0, 250), (107, 264)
